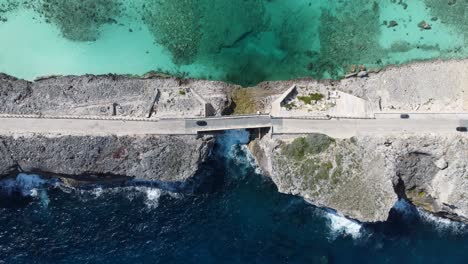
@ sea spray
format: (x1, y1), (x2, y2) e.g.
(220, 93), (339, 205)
(213, 129), (265, 184)
(216, 130), (366, 240)
(324, 210), (363, 240)
(1, 169), (468, 262)
(417, 209), (467, 235)
(215, 129), (250, 158)
(0, 173), (175, 210)
(75, 185), (169, 209)
(392, 199), (467, 235)
(0, 173), (47, 197)
(145, 188), (163, 209)
(0, 173), (51, 208)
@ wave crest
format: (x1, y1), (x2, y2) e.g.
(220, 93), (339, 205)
(325, 211), (362, 240)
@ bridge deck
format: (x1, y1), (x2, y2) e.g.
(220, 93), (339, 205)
(185, 115), (272, 133)
(0, 114), (466, 138)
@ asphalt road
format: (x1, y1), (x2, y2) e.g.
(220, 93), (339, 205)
(0, 114), (467, 138)
(0, 118), (189, 136)
(273, 118), (463, 138)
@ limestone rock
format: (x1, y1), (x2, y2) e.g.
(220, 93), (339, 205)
(434, 158), (448, 170)
(252, 133), (468, 223)
(357, 71), (368, 78)
(251, 134), (398, 222)
(0, 74), (232, 118)
(0, 133), (214, 185)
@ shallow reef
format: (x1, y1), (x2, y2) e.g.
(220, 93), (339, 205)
(0, 0), (466, 85)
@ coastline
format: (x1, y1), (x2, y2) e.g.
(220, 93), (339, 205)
(1, 58), (468, 224)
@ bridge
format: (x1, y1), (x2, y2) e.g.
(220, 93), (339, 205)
(0, 113), (467, 139)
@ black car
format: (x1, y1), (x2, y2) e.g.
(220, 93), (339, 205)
(196, 120), (208, 126)
(400, 114), (410, 119)
(456, 127), (467, 132)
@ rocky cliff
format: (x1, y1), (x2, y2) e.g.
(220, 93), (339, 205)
(2, 60), (468, 222)
(0, 133), (214, 187)
(0, 73), (229, 187)
(250, 133), (468, 223)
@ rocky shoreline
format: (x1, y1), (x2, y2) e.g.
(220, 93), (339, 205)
(0, 133), (214, 187)
(250, 133), (468, 224)
(1, 59), (468, 224)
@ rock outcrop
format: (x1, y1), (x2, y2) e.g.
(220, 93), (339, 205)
(0, 133), (214, 186)
(0, 73), (232, 189)
(2, 59), (468, 222)
(237, 59), (468, 113)
(251, 133), (468, 223)
(0, 73), (233, 118)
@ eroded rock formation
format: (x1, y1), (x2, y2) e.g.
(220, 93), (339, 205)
(0, 133), (214, 186)
(251, 134), (468, 223)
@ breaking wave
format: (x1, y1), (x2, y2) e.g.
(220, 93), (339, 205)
(417, 209), (467, 235)
(215, 129), (251, 158)
(73, 185), (171, 209)
(324, 210), (362, 240)
(0, 173), (52, 208)
(0, 173), (48, 197)
(392, 199), (467, 235)
(215, 129), (263, 175)
(0, 174), (176, 210)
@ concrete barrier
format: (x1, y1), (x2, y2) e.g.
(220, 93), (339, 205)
(375, 113), (468, 120)
(271, 85), (296, 117)
(189, 88), (209, 117)
(0, 114), (162, 122)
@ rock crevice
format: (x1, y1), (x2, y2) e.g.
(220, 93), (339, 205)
(251, 134), (468, 223)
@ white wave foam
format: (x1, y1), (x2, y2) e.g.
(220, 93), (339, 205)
(91, 187), (104, 198)
(73, 185), (168, 209)
(0, 173), (50, 208)
(0, 173), (47, 197)
(145, 188), (163, 209)
(325, 211), (362, 239)
(417, 209), (467, 234)
(393, 199), (467, 234)
(216, 129), (250, 157)
(16, 173), (47, 196)
(240, 145), (263, 174)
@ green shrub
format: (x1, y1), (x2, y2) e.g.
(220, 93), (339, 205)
(179, 90), (186, 95)
(323, 161), (333, 170)
(284, 102), (297, 110)
(316, 163), (332, 180)
(298, 93), (324, 105)
(281, 134), (335, 160)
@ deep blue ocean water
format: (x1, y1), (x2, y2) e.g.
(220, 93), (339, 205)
(1, 131), (467, 264)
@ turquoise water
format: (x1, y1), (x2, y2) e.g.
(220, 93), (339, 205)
(0, 0), (466, 86)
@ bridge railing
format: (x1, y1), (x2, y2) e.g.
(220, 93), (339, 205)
(0, 114), (162, 122)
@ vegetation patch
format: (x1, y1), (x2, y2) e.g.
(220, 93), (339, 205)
(284, 102), (297, 110)
(298, 159), (334, 191)
(316, 162), (332, 180)
(297, 93), (324, 105)
(231, 88), (258, 115)
(281, 134), (335, 160)
(329, 153), (344, 185)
